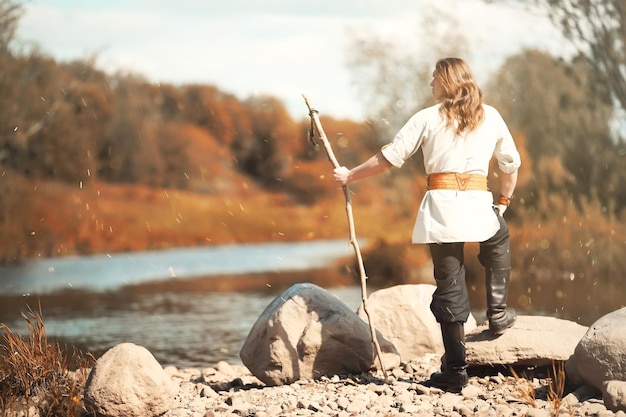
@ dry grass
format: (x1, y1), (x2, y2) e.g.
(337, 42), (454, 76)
(510, 366), (537, 408)
(510, 361), (573, 417)
(547, 361), (573, 417)
(0, 305), (94, 417)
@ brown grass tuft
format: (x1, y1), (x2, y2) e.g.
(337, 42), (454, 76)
(547, 361), (573, 417)
(510, 361), (574, 417)
(0, 305), (94, 417)
(510, 365), (537, 408)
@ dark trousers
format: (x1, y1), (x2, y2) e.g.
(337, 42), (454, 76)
(429, 208), (511, 324)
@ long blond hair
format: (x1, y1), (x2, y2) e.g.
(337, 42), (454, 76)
(434, 58), (484, 134)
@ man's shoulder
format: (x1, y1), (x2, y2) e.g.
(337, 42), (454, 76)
(482, 104), (506, 123)
(482, 104), (502, 116)
(421, 103), (441, 114)
(412, 104), (441, 121)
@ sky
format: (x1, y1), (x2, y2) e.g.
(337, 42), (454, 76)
(14, 0), (573, 121)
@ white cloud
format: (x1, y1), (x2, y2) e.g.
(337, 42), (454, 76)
(15, 0), (573, 121)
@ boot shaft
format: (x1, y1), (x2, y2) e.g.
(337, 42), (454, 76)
(440, 321), (466, 370)
(486, 267), (511, 314)
(431, 321), (468, 392)
(485, 267), (517, 333)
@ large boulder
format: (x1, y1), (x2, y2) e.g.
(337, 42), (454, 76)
(84, 343), (177, 417)
(572, 307), (626, 391)
(466, 315), (588, 367)
(357, 284), (476, 361)
(240, 283), (400, 386)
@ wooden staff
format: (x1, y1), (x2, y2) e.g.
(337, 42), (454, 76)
(302, 95), (388, 381)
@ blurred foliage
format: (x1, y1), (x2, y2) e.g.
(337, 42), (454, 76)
(486, 50), (626, 217)
(485, 0), (626, 113)
(0, 0), (624, 310)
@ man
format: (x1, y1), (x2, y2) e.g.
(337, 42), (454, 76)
(333, 57), (521, 392)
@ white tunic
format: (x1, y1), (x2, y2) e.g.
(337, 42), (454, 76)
(381, 104), (521, 244)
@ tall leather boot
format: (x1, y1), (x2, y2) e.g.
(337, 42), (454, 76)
(486, 267), (517, 334)
(429, 321), (468, 392)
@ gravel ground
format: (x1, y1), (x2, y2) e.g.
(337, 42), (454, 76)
(162, 354), (624, 417)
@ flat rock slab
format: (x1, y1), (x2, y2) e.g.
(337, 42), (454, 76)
(466, 315), (588, 367)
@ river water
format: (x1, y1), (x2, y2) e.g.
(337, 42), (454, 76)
(0, 239), (622, 369)
(0, 240), (364, 368)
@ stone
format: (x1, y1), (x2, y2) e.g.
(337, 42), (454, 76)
(239, 283), (400, 386)
(603, 380), (626, 413)
(465, 315), (587, 367)
(356, 284), (477, 361)
(573, 307), (626, 390)
(563, 385), (602, 406)
(84, 342), (177, 417)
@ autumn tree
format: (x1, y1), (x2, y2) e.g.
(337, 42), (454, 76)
(99, 74), (190, 188)
(485, 0), (626, 116)
(485, 49), (623, 216)
(0, 0), (21, 55)
(0, 1), (44, 263)
(231, 96), (297, 189)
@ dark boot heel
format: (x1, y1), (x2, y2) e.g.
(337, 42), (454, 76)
(489, 307), (517, 334)
(429, 369), (469, 393)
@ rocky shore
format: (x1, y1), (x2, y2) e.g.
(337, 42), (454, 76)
(162, 356), (618, 417)
(80, 284), (626, 417)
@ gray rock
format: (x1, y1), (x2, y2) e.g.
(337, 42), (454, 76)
(603, 380), (626, 413)
(357, 284), (476, 361)
(239, 283), (400, 386)
(465, 315), (587, 367)
(563, 384), (602, 406)
(574, 307), (626, 390)
(84, 342), (177, 417)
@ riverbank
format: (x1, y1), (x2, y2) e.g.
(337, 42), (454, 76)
(162, 357), (611, 417)
(3, 178), (402, 264)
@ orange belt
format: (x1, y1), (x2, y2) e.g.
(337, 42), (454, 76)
(427, 173), (489, 191)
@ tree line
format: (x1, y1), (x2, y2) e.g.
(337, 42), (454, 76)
(1, 0), (625, 277)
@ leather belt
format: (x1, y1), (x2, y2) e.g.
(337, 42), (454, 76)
(427, 173), (489, 191)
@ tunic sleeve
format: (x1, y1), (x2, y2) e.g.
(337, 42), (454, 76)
(491, 108), (521, 174)
(380, 109), (430, 168)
